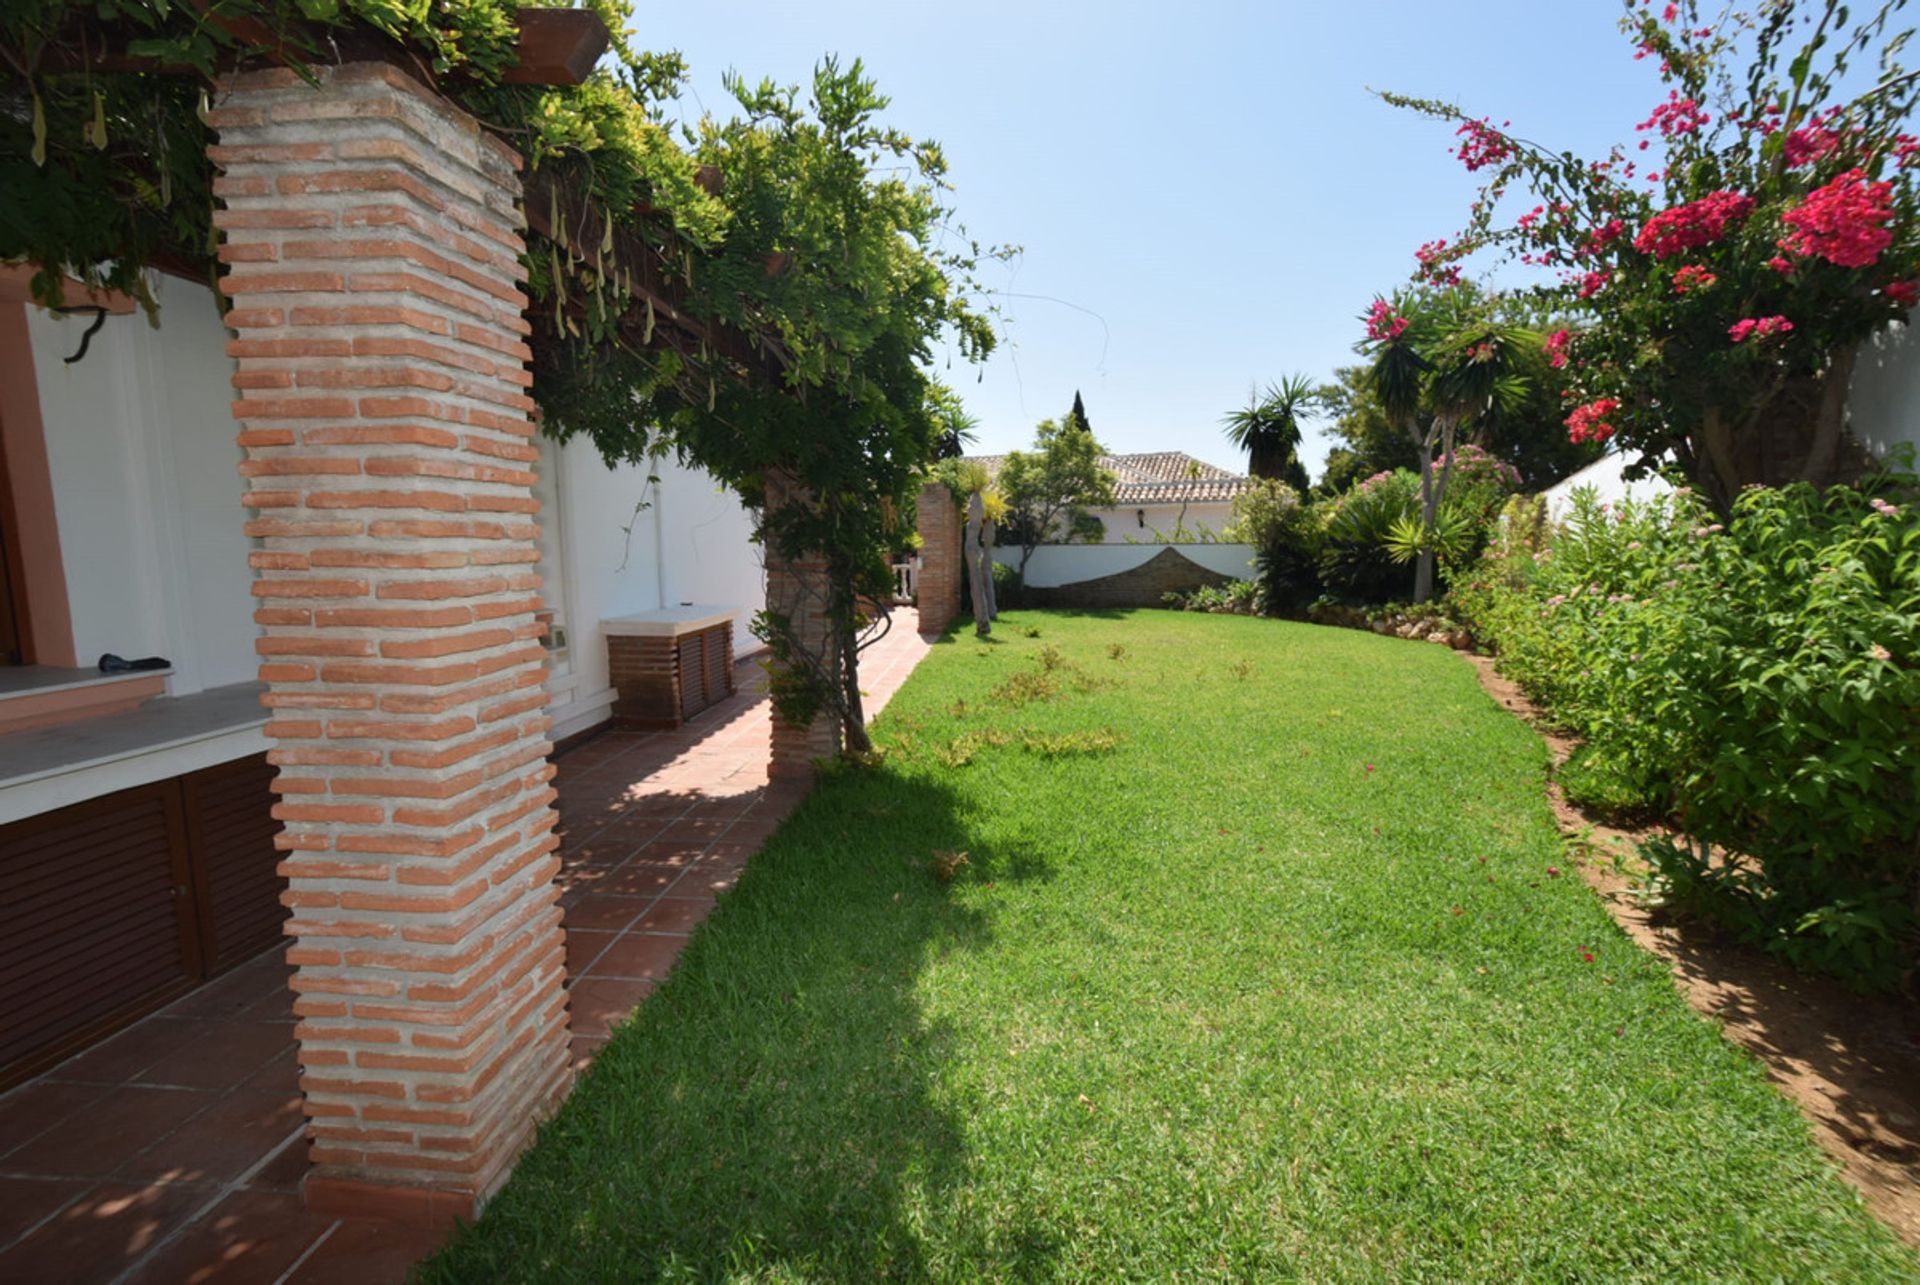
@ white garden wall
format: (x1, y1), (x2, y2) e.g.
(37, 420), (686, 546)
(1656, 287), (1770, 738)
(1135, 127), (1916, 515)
(1847, 315), (1920, 464)
(997, 543), (1256, 588)
(1084, 501), (1236, 543)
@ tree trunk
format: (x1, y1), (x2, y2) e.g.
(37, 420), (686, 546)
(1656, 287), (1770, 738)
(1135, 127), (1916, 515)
(1799, 343), (1859, 485)
(980, 515), (999, 619)
(1413, 438), (1436, 605)
(839, 613), (871, 753)
(966, 493), (992, 636)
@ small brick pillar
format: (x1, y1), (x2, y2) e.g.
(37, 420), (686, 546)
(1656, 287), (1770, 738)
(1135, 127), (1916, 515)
(763, 470), (840, 777)
(914, 481), (961, 635)
(212, 63), (569, 1221)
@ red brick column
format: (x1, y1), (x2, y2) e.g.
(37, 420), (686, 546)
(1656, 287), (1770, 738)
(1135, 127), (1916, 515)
(211, 63), (568, 1223)
(763, 470), (840, 777)
(914, 481), (961, 634)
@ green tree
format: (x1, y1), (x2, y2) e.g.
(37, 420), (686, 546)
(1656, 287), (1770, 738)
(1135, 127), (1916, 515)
(1222, 376), (1319, 490)
(1068, 390), (1092, 434)
(999, 417), (1118, 575)
(927, 382), (980, 460)
(1363, 291), (1535, 602)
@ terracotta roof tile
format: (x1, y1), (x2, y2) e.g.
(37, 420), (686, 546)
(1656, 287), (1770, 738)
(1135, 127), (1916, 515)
(961, 450), (1252, 505)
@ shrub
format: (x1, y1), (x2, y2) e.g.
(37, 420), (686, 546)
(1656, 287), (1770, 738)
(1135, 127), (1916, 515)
(1315, 470), (1422, 604)
(1455, 480), (1920, 990)
(990, 559), (1024, 608)
(1224, 480), (1320, 612)
(1163, 580), (1261, 615)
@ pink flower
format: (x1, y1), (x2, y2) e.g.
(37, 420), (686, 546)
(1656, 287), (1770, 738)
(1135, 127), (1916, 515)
(1671, 264), (1718, 294)
(1364, 298), (1410, 342)
(1566, 398), (1621, 444)
(1634, 191), (1755, 258)
(1576, 269), (1612, 299)
(1364, 763), (1376, 774)
(1544, 329), (1573, 369)
(1636, 91), (1711, 139)
(1869, 643), (1893, 662)
(1728, 315), (1794, 343)
(1779, 169), (1896, 268)
(1455, 117), (1513, 172)
(1546, 866), (1562, 877)
(1765, 254), (1796, 276)
(1870, 496), (1902, 516)
(1885, 280), (1919, 307)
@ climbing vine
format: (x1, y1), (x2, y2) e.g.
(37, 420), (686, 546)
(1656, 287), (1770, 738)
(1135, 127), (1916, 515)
(2, 0), (1007, 760)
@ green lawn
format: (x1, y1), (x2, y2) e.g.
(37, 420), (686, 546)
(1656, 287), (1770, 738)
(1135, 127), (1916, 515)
(423, 611), (1916, 1281)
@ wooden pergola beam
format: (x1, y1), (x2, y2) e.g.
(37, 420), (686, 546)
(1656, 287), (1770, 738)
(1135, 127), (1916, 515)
(36, 8), (608, 87)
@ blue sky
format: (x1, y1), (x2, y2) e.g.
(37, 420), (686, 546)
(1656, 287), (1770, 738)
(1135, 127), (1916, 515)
(641, 2), (1666, 476)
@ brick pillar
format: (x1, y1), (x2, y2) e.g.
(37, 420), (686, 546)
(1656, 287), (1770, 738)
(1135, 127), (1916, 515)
(211, 63), (568, 1223)
(914, 481), (961, 634)
(763, 470), (840, 777)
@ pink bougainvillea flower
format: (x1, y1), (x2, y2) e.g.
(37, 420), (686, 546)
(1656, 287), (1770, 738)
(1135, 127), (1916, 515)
(1671, 264), (1718, 293)
(1543, 329), (1573, 369)
(1454, 117), (1513, 172)
(1581, 950), (1596, 963)
(1728, 315), (1794, 343)
(1565, 398), (1621, 444)
(1779, 169), (1896, 268)
(1765, 254), (1796, 276)
(1636, 90), (1710, 138)
(1364, 298), (1409, 342)
(1546, 866), (1562, 877)
(1576, 269), (1612, 299)
(1885, 280), (1919, 306)
(1364, 763), (1376, 774)
(1633, 190), (1755, 258)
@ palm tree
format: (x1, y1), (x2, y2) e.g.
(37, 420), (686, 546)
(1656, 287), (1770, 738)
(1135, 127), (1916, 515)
(927, 382), (980, 460)
(1365, 293), (1532, 602)
(1222, 375), (1319, 488)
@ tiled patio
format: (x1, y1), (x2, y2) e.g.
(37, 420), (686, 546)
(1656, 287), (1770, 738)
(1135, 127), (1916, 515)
(0, 615), (932, 1284)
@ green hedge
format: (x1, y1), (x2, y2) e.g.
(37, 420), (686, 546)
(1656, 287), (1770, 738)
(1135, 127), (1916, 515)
(1452, 482), (1920, 990)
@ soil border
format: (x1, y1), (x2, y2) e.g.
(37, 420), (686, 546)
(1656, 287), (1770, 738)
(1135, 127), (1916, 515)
(1459, 649), (1920, 1248)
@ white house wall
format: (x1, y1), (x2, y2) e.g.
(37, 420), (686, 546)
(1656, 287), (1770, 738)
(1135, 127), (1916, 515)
(26, 274), (255, 694)
(18, 271), (767, 790)
(1085, 501), (1236, 544)
(1847, 315), (1920, 465)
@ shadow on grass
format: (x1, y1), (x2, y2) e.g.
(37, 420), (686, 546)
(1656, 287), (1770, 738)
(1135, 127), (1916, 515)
(423, 763), (1057, 1281)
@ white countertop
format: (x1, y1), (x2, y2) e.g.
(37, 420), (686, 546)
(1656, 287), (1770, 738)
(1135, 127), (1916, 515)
(602, 606), (741, 639)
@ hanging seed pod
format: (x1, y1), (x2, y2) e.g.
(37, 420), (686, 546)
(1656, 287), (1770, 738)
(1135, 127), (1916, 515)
(707, 374), (716, 412)
(550, 245), (567, 303)
(30, 90), (47, 167)
(601, 213), (614, 255)
(91, 90), (107, 151)
(643, 296), (655, 345)
(196, 88), (211, 127)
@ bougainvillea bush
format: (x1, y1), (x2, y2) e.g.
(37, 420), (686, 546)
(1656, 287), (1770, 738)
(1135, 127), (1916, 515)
(1453, 483), (1920, 990)
(1386, 0), (1920, 511)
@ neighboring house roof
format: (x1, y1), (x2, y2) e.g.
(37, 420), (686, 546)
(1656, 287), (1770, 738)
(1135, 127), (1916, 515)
(963, 450), (1252, 505)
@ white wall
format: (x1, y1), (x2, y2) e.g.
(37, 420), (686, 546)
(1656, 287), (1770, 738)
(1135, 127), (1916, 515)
(1540, 452), (1676, 518)
(26, 274), (256, 694)
(1084, 501), (1235, 543)
(22, 272), (766, 749)
(996, 543), (1256, 588)
(539, 440), (765, 742)
(1847, 315), (1920, 465)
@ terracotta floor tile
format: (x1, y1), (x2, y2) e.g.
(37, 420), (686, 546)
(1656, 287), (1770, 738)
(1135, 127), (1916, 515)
(118, 1090), (305, 1187)
(124, 1187), (335, 1285)
(568, 1034), (609, 1075)
(239, 1048), (300, 1096)
(4, 1085), (220, 1178)
(160, 951), (289, 1023)
(0, 1079), (109, 1160)
(561, 893), (654, 932)
(44, 1017), (217, 1086)
(564, 930), (616, 979)
(584, 931), (688, 982)
(283, 1215), (445, 1285)
(633, 897), (715, 935)
(241, 1135), (312, 1193)
(0, 1175), (90, 1251)
(0, 1180), (216, 1284)
(566, 977), (656, 1037)
(597, 863), (689, 897)
(132, 1020), (293, 1091)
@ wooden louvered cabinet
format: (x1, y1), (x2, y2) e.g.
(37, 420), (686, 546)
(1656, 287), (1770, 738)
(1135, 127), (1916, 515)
(0, 754), (285, 1089)
(605, 608), (739, 729)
